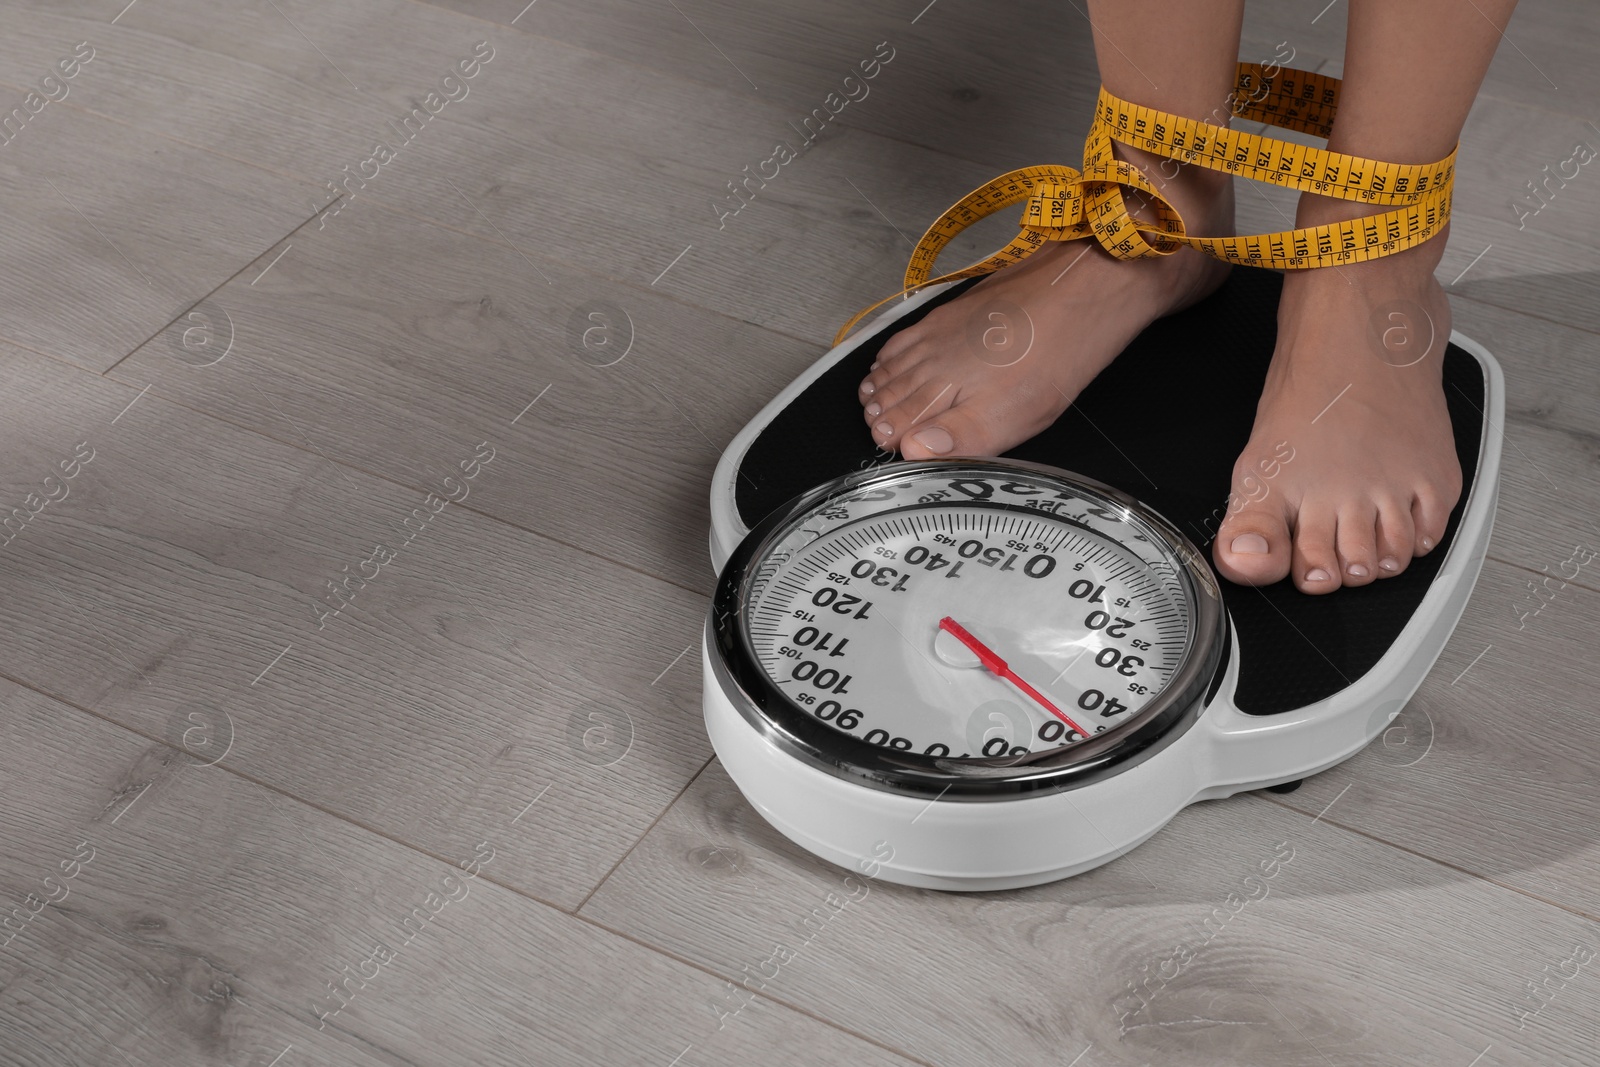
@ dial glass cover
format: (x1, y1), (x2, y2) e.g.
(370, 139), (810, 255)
(723, 462), (1222, 788)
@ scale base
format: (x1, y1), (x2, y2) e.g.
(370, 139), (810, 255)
(704, 269), (1504, 890)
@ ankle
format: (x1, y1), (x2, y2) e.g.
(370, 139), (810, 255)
(1109, 142), (1235, 236)
(1291, 189), (1452, 281)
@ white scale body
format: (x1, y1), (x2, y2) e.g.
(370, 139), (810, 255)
(702, 281), (1503, 892)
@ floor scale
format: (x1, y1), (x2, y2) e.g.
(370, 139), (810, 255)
(700, 268), (1502, 891)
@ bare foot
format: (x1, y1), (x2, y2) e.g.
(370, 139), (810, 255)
(858, 149), (1234, 460)
(1213, 204), (1462, 594)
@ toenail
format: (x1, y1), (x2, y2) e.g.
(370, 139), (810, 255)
(866, 402), (881, 417)
(1420, 535), (1435, 552)
(1347, 563), (1369, 578)
(875, 421), (893, 437)
(1379, 557), (1400, 572)
(911, 427), (954, 455)
(860, 380), (876, 396)
(1305, 568), (1331, 582)
(870, 361), (879, 370)
(1229, 533), (1270, 555)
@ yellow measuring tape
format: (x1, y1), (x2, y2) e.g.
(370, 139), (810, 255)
(835, 63), (1455, 344)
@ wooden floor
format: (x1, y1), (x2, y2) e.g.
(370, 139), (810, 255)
(0, 1), (1596, 1064)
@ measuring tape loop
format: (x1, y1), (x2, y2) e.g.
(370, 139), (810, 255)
(835, 63), (1456, 345)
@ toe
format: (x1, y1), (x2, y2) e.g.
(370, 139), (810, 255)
(900, 424), (956, 458)
(879, 378), (960, 455)
(876, 324), (922, 364)
(897, 399), (1016, 459)
(1335, 501), (1379, 587)
(859, 362), (900, 405)
(1290, 503), (1343, 595)
(1412, 488), (1454, 557)
(863, 368), (927, 436)
(859, 341), (920, 405)
(1213, 497), (1293, 587)
(1374, 497), (1415, 577)
(1413, 458), (1462, 557)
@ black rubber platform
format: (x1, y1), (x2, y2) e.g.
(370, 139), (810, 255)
(732, 268), (1485, 716)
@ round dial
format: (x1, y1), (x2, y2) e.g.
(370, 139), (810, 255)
(748, 506), (1187, 758)
(712, 460), (1225, 798)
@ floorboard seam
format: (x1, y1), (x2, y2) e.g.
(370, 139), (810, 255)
(0, 665), (580, 914)
(79, 371), (720, 599)
(571, 754), (719, 914)
(98, 208), (333, 377)
(11, 15), (1599, 353)
(1490, 555), (1600, 599)
(1254, 792), (1600, 926)
(566, 909), (940, 1067)
(1453, 289), (1600, 344)
(0, 665), (932, 1061)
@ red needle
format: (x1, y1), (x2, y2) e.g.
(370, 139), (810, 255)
(938, 616), (1091, 738)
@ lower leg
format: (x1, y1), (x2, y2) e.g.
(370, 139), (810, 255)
(1214, 0), (1518, 593)
(1086, 0), (1245, 228)
(1296, 0), (1515, 231)
(856, 1), (1242, 460)
(1323, 0), (1515, 165)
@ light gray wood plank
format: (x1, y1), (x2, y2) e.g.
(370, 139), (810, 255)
(8, 0), (1583, 354)
(421, 0), (1325, 171)
(109, 197), (822, 593)
(34, 0), (993, 345)
(0, 84), (318, 371)
(0, 679), (922, 1067)
(1272, 558), (1600, 918)
(1451, 293), (1600, 450)
(1435, 287), (1600, 591)
(0, 674), (403, 1067)
(1479, 417), (1600, 592)
(583, 753), (1600, 1066)
(0, 0), (499, 194)
(1449, 100), (1600, 252)
(409, 0), (1600, 345)
(0, 2), (1323, 350)
(0, 346), (712, 909)
(1451, 267), (1600, 341)
(425, 0), (1595, 191)
(426, 0), (1112, 169)
(1428, 95), (1600, 339)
